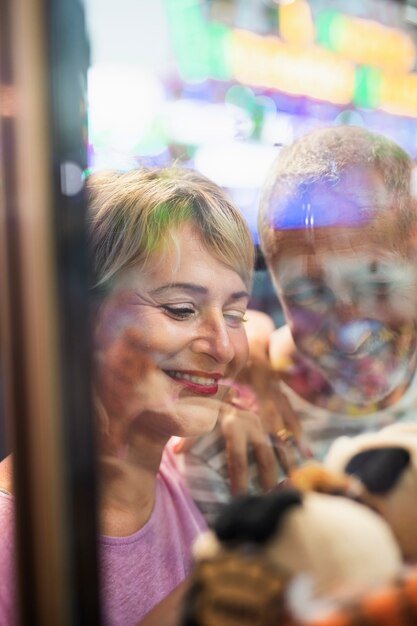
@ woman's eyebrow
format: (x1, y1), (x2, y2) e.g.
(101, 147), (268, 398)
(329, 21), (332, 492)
(150, 282), (207, 296)
(150, 282), (250, 300)
(228, 290), (251, 302)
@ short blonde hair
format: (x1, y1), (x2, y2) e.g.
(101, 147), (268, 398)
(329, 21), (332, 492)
(88, 167), (254, 291)
(259, 126), (417, 263)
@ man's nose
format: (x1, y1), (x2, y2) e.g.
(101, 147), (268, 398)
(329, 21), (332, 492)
(332, 297), (360, 324)
(328, 319), (382, 354)
(192, 313), (235, 364)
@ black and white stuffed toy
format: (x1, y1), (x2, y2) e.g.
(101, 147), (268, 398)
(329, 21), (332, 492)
(325, 423), (417, 561)
(183, 484), (402, 626)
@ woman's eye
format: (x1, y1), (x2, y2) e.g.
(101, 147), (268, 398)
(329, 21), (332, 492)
(224, 312), (247, 328)
(161, 305), (196, 320)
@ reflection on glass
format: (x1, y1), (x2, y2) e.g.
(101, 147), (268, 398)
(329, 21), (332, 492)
(260, 125), (417, 449)
(180, 123), (417, 626)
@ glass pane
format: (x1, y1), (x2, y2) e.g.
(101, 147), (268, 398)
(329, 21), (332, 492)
(0, 1), (100, 624)
(1, 1), (414, 625)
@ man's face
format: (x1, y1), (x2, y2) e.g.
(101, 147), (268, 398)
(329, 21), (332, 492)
(270, 174), (417, 407)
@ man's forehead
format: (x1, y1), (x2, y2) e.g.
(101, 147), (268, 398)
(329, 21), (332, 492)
(270, 165), (390, 231)
(271, 224), (386, 259)
(271, 225), (413, 280)
(278, 251), (399, 273)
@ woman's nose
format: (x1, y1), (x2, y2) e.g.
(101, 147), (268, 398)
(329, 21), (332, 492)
(192, 314), (235, 364)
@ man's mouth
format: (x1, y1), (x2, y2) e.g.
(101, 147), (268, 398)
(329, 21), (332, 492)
(163, 370), (221, 394)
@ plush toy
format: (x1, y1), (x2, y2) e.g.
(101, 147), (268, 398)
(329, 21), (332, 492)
(183, 485), (402, 626)
(324, 423), (417, 561)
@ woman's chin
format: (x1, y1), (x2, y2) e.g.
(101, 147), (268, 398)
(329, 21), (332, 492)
(171, 394), (221, 438)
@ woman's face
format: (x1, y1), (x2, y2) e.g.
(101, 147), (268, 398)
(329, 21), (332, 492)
(96, 222), (250, 438)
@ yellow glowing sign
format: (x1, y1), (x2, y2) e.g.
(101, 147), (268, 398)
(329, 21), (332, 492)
(318, 11), (416, 73)
(279, 0), (315, 47)
(380, 72), (417, 117)
(165, 0), (417, 118)
(231, 29), (355, 105)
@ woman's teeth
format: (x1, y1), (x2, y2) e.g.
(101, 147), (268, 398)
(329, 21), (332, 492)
(166, 371), (216, 386)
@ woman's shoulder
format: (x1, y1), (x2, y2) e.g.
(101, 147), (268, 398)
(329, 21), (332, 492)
(0, 458), (15, 548)
(0, 455), (13, 495)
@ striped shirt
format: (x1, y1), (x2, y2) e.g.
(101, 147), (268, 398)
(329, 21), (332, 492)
(172, 372), (417, 526)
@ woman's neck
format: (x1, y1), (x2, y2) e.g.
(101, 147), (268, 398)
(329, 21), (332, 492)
(0, 437), (169, 538)
(99, 434), (167, 537)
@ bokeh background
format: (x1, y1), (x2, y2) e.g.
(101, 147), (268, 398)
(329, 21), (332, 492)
(84, 0), (417, 322)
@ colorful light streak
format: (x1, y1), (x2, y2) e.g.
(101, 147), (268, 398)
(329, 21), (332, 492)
(163, 0), (417, 118)
(231, 29), (355, 105)
(316, 10), (416, 73)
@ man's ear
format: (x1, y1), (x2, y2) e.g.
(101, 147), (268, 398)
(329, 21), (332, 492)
(214, 489), (302, 545)
(345, 447), (410, 494)
(269, 325), (296, 372)
(244, 309), (276, 363)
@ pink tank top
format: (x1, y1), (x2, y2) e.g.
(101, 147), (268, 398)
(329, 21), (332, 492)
(99, 446), (207, 625)
(0, 446), (207, 626)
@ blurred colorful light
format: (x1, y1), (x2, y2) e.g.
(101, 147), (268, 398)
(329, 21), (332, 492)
(316, 10), (416, 72)
(88, 65), (166, 156)
(279, 0), (315, 47)
(195, 141), (278, 189)
(231, 29), (355, 105)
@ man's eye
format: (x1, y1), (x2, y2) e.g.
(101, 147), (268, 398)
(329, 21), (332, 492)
(161, 305), (196, 319)
(354, 281), (392, 298)
(285, 285), (333, 309)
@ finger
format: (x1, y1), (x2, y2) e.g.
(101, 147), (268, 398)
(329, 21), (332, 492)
(294, 438), (315, 460)
(256, 379), (295, 430)
(172, 436), (200, 454)
(251, 439), (279, 491)
(226, 435), (249, 495)
(275, 387), (302, 439)
(220, 405), (249, 495)
(274, 391), (314, 459)
(260, 396), (285, 432)
(270, 433), (295, 474)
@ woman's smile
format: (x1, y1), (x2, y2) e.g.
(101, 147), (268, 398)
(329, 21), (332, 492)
(164, 369), (222, 395)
